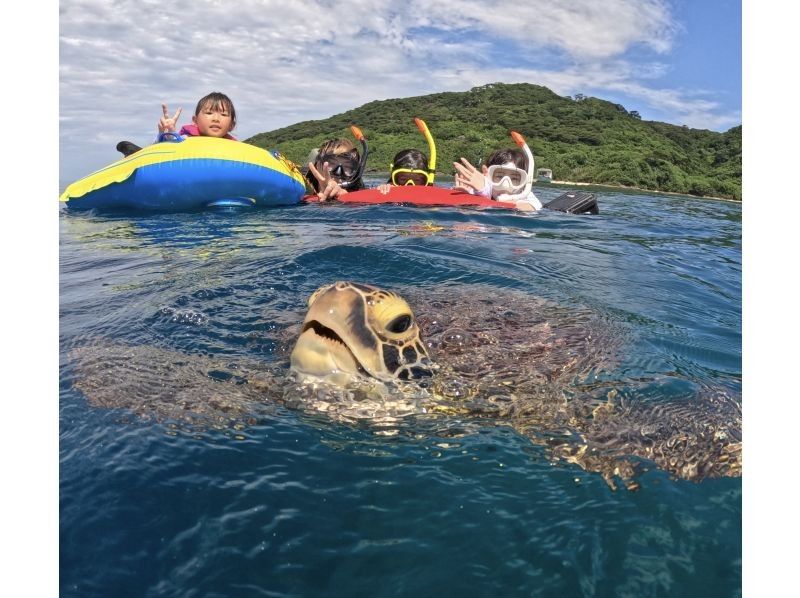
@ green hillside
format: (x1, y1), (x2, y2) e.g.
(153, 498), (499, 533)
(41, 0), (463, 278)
(246, 83), (741, 200)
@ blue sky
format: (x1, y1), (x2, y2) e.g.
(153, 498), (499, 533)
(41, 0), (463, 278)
(58, 0), (742, 182)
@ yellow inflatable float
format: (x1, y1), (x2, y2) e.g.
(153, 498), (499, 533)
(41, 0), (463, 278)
(60, 135), (306, 211)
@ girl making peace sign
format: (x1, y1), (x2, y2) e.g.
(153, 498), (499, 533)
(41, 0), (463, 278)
(117, 91), (237, 157)
(158, 91), (237, 140)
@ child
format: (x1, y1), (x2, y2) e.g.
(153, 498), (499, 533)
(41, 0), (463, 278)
(158, 91), (237, 139)
(116, 92), (237, 157)
(305, 126), (368, 202)
(378, 118), (437, 195)
(305, 138), (364, 201)
(377, 149), (431, 194)
(453, 135), (543, 211)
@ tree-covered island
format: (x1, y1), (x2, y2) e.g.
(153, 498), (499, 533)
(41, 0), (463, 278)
(247, 83), (741, 200)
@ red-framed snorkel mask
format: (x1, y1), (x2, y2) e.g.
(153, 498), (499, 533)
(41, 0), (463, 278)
(313, 125), (369, 190)
(491, 131), (535, 202)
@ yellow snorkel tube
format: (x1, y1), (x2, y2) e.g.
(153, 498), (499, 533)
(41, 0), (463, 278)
(414, 117), (437, 185)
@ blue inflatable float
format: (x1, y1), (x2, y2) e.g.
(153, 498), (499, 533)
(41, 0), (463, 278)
(60, 135), (307, 211)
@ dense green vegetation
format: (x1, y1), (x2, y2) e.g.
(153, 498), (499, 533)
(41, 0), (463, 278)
(247, 83), (741, 200)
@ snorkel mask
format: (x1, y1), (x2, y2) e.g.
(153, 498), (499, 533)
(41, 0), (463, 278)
(490, 131), (534, 202)
(487, 164), (528, 195)
(313, 125), (369, 190)
(389, 118), (437, 186)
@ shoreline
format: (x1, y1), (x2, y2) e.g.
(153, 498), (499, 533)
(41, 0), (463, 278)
(364, 171), (742, 204)
(544, 180), (740, 203)
(364, 172), (740, 203)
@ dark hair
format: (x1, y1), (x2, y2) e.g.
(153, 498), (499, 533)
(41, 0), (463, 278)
(486, 148), (527, 170)
(195, 92), (236, 130)
(304, 138), (364, 192)
(391, 148), (428, 170)
(387, 148), (428, 183)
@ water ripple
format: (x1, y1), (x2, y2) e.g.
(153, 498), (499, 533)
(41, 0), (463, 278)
(60, 190), (741, 597)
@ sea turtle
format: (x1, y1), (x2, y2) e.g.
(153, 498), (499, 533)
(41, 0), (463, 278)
(68, 282), (741, 490)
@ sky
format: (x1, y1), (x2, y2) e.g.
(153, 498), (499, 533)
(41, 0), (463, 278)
(58, 0), (742, 182)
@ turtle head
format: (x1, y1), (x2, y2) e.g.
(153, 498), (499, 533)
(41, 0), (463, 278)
(290, 281), (432, 385)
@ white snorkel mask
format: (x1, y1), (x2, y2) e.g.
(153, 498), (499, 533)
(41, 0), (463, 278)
(488, 131), (534, 202)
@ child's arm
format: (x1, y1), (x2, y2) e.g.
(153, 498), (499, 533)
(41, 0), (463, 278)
(524, 191), (543, 210)
(515, 192), (544, 212)
(514, 200), (535, 212)
(158, 103), (182, 134)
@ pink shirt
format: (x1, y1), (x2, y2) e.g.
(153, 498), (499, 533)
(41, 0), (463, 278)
(178, 124), (237, 140)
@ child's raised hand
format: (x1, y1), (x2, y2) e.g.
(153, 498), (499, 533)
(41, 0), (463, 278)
(317, 179), (347, 201)
(308, 161), (346, 202)
(452, 158), (485, 192)
(308, 160), (332, 187)
(158, 103), (182, 133)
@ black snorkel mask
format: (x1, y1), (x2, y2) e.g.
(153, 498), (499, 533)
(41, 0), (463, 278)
(313, 125), (369, 190)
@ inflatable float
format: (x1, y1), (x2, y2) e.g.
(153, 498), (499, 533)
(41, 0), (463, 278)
(60, 134), (306, 211)
(306, 186), (515, 208)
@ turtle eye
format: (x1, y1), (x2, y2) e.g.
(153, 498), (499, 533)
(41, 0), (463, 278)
(387, 314), (412, 334)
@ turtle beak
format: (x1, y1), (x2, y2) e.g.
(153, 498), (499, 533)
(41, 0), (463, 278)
(291, 322), (365, 384)
(291, 284), (387, 383)
(290, 282), (430, 384)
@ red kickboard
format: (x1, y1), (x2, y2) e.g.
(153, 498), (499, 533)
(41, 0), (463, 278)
(306, 186), (518, 209)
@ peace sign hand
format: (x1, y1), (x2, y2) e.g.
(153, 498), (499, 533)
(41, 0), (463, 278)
(158, 103), (183, 133)
(308, 161), (347, 202)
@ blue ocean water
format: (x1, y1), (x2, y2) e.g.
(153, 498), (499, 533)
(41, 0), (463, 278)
(59, 185), (741, 597)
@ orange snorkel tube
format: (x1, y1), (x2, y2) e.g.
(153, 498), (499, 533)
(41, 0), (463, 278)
(496, 130), (535, 202)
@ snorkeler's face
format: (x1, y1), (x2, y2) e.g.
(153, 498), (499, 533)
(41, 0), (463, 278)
(390, 169), (429, 186)
(193, 102), (234, 137)
(316, 152), (360, 184)
(487, 163), (527, 194)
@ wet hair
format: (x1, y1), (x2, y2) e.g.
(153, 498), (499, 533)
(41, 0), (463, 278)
(305, 137), (364, 192)
(318, 138), (358, 156)
(486, 148), (527, 170)
(387, 148), (429, 183)
(195, 92), (236, 130)
(391, 149), (428, 171)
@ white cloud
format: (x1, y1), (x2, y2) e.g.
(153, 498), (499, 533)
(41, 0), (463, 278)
(59, 0), (735, 182)
(423, 61), (741, 131)
(421, 0), (675, 59)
